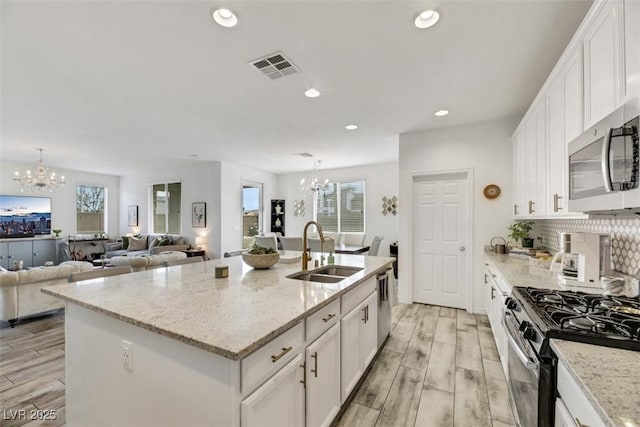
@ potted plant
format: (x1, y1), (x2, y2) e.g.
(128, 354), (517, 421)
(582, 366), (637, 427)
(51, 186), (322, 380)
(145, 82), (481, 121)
(507, 221), (535, 248)
(242, 243), (280, 269)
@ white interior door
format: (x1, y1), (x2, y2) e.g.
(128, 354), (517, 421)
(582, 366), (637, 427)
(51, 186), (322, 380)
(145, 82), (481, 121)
(412, 173), (469, 309)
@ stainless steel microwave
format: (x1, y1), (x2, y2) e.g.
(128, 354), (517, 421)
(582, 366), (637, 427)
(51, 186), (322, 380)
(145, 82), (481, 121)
(568, 99), (640, 213)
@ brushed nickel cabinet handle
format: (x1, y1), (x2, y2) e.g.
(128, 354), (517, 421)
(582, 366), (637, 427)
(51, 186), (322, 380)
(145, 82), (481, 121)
(491, 286), (496, 300)
(362, 306), (367, 323)
(271, 346), (292, 363)
(514, 204), (519, 215)
(322, 313), (336, 323)
(528, 200), (535, 214)
(484, 274), (488, 285)
(311, 352), (318, 378)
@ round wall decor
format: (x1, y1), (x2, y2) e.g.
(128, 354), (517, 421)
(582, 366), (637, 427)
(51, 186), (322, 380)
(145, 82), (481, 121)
(483, 184), (501, 200)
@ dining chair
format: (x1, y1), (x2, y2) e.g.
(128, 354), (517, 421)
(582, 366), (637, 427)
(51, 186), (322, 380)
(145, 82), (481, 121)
(162, 256), (204, 267)
(344, 233), (366, 246)
(280, 237), (303, 251)
(255, 236), (278, 250)
(309, 237), (335, 253)
(367, 236), (384, 256)
(68, 266), (133, 283)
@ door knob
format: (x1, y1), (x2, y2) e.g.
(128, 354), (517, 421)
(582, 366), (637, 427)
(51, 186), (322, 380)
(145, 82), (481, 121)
(459, 246), (466, 252)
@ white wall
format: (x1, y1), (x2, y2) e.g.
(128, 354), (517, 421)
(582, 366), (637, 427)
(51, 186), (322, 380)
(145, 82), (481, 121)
(119, 161), (222, 257)
(398, 118), (517, 312)
(0, 160), (120, 237)
(276, 162), (399, 257)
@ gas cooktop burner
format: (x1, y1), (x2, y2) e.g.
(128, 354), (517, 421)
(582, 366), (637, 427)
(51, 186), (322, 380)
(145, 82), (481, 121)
(511, 286), (640, 350)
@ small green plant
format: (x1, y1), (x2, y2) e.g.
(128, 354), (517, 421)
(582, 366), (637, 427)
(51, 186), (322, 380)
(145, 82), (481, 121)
(247, 243), (277, 255)
(507, 221), (535, 247)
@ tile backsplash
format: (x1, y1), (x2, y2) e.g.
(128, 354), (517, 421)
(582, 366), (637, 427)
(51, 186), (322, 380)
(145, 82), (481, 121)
(541, 218), (640, 277)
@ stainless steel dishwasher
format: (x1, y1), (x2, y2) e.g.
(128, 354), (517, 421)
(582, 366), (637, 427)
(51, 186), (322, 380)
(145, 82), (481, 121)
(377, 269), (393, 348)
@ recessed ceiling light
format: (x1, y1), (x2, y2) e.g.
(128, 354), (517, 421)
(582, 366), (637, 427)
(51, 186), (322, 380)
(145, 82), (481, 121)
(414, 10), (440, 29)
(345, 124), (358, 130)
(435, 109), (449, 117)
(305, 88), (320, 98)
(212, 8), (238, 28)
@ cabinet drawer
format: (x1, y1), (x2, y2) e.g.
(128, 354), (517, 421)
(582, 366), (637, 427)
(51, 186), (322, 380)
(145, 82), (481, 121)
(242, 322), (304, 396)
(306, 298), (340, 343)
(556, 361), (603, 427)
(342, 277), (376, 315)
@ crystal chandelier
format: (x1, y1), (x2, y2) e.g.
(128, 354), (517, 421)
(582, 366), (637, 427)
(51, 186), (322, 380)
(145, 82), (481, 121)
(14, 148), (66, 192)
(300, 160), (330, 195)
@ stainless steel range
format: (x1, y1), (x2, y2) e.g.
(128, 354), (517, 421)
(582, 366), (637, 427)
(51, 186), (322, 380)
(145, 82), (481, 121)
(504, 286), (640, 427)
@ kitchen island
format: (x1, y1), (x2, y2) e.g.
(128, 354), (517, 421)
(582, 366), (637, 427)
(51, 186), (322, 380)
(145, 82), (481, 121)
(42, 252), (393, 427)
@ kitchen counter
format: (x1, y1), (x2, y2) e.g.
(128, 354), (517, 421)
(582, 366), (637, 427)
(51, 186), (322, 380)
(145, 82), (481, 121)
(42, 252), (393, 360)
(551, 340), (640, 427)
(484, 252), (639, 296)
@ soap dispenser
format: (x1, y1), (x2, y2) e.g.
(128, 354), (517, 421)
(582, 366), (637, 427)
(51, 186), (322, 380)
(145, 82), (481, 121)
(327, 250), (335, 265)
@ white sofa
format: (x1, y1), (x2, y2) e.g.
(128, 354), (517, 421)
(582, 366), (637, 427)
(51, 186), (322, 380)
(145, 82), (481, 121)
(105, 235), (189, 258)
(0, 261), (93, 325)
(109, 251), (187, 272)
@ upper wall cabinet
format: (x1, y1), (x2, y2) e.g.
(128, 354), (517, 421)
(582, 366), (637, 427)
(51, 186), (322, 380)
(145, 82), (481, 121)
(583, 0), (623, 128)
(513, 0), (637, 219)
(624, 0), (640, 99)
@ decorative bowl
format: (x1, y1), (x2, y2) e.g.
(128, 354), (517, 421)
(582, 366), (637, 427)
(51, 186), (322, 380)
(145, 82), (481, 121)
(52, 229), (62, 237)
(242, 252), (280, 269)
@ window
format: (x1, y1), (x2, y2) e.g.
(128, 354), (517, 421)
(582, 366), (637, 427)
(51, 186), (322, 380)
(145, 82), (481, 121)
(316, 180), (365, 233)
(76, 185), (106, 233)
(151, 182), (181, 234)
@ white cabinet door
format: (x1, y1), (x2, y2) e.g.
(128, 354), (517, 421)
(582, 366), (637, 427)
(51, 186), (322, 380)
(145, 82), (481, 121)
(547, 77), (566, 215)
(534, 101), (547, 217)
(360, 292), (378, 368)
(8, 241), (34, 269)
(513, 129), (526, 218)
(583, 0), (622, 127)
(340, 290), (377, 403)
(340, 300), (364, 402)
(525, 115), (537, 216)
(241, 354), (305, 427)
(564, 48), (583, 144)
(624, 0), (640, 99)
(306, 323), (341, 427)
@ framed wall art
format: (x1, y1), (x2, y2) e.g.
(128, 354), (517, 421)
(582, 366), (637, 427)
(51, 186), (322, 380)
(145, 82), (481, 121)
(127, 205), (138, 227)
(192, 202), (206, 228)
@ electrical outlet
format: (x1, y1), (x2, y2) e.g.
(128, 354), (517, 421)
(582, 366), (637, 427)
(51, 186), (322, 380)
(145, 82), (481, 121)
(122, 340), (133, 371)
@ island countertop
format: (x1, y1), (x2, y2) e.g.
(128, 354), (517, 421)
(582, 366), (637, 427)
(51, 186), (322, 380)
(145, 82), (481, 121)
(42, 252), (393, 360)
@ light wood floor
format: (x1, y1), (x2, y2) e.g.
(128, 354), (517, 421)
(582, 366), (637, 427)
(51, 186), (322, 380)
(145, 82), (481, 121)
(0, 304), (513, 427)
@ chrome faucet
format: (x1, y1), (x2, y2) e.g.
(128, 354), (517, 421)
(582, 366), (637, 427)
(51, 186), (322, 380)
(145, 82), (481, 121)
(302, 220), (325, 270)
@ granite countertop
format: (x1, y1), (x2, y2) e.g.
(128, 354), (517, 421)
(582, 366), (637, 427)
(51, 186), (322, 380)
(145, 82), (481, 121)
(551, 340), (640, 427)
(42, 252), (393, 360)
(484, 252), (639, 296)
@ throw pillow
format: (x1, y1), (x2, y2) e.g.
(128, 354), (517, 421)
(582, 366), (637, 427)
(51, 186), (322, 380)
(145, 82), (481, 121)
(127, 236), (147, 251)
(121, 236), (130, 249)
(157, 237), (171, 247)
(148, 237), (160, 250)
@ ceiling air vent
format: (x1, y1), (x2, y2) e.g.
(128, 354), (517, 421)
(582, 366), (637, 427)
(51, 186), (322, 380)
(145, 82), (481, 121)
(250, 51), (300, 80)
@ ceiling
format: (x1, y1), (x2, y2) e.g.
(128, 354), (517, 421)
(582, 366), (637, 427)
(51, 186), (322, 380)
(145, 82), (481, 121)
(0, 0), (592, 176)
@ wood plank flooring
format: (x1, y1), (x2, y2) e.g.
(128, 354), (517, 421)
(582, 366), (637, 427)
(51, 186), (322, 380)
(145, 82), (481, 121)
(336, 303), (515, 427)
(0, 304), (513, 427)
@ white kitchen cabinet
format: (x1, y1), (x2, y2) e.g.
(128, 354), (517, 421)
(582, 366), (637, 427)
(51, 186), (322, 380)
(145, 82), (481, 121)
(624, 0), (640, 100)
(341, 291), (377, 402)
(546, 46), (587, 217)
(514, 100), (547, 218)
(306, 323), (341, 427)
(241, 353), (305, 427)
(555, 360), (605, 427)
(513, 128), (526, 218)
(583, 0), (623, 128)
(484, 263), (509, 377)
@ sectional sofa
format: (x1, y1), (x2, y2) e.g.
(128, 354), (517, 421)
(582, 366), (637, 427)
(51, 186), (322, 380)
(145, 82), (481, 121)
(105, 234), (189, 258)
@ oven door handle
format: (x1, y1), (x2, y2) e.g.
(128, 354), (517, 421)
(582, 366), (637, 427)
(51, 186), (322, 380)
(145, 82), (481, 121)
(503, 311), (539, 371)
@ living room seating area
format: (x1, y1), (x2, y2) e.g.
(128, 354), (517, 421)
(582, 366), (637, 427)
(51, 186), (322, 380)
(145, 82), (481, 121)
(105, 234), (189, 258)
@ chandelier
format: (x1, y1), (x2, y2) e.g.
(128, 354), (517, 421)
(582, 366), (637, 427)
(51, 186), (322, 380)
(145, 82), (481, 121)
(300, 160), (331, 195)
(14, 148), (66, 192)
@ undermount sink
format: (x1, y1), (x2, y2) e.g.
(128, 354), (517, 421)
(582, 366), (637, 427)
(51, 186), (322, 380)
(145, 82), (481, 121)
(287, 265), (363, 283)
(312, 265), (363, 277)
